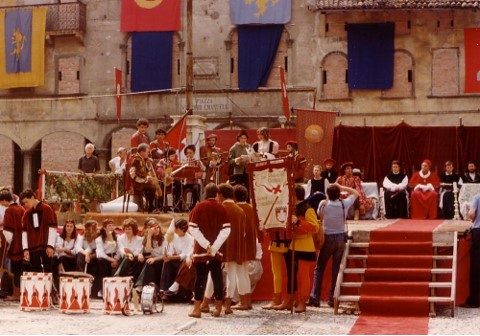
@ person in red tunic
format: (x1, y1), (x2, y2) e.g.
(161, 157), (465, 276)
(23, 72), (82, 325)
(188, 183), (230, 318)
(409, 159), (441, 219)
(130, 118), (150, 154)
(218, 183), (248, 314)
(19, 189), (58, 273)
(149, 128), (169, 166)
(0, 189), (25, 293)
(286, 140), (307, 184)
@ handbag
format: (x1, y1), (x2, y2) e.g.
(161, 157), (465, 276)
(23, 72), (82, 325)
(314, 200), (326, 250)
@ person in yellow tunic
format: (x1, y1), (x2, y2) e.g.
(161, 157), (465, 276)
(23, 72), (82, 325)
(274, 185), (318, 313)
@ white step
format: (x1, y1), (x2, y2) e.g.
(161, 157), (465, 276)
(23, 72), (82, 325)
(343, 268), (452, 274)
(347, 254), (453, 260)
(337, 295), (453, 303)
(341, 282), (452, 288)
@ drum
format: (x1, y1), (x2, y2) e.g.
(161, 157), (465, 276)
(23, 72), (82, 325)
(20, 272), (53, 312)
(140, 283), (163, 314)
(102, 276), (133, 315)
(59, 276), (92, 314)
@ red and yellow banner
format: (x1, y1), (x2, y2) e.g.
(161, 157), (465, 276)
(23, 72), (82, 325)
(464, 28), (480, 93)
(121, 0), (181, 32)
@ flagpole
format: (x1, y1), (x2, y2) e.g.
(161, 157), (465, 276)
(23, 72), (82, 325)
(186, 0), (193, 114)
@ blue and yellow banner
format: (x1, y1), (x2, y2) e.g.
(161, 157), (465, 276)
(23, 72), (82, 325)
(230, 0), (291, 25)
(0, 7), (47, 89)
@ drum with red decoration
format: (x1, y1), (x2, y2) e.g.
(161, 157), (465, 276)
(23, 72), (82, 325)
(20, 272), (53, 312)
(102, 276), (133, 315)
(59, 276), (92, 314)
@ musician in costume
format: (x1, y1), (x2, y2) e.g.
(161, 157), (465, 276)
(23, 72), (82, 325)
(218, 183), (249, 314)
(129, 143), (159, 213)
(130, 118), (150, 154)
(409, 159), (441, 219)
(382, 160), (409, 219)
(439, 161), (463, 219)
(228, 130), (251, 190)
(321, 158), (338, 184)
(182, 145), (204, 211)
(150, 128), (169, 166)
(157, 148), (182, 212)
(279, 185), (318, 313)
(286, 140), (307, 184)
(0, 189), (25, 290)
(252, 127), (279, 161)
(20, 189), (58, 273)
(188, 183), (231, 318)
(200, 134), (226, 185)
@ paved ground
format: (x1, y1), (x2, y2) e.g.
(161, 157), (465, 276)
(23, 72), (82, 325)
(1, 298), (479, 335)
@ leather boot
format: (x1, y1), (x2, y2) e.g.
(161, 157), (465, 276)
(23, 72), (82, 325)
(295, 295), (306, 313)
(246, 293), (253, 310)
(231, 294), (249, 310)
(224, 297), (233, 315)
(200, 297), (211, 313)
(273, 294), (294, 311)
(211, 300), (223, 317)
(261, 293), (282, 310)
(188, 300), (201, 318)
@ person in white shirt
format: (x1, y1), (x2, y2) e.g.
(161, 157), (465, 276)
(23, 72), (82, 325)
(252, 127), (279, 161)
(161, 219), (194, 300)
(95, 218), (119, 298)
(135, 218), (167, 292)
(115, 218), (145, 284)
(52, 220), (78, 288)
(75, 220), (98, 278)
(109, 147), (127, 175)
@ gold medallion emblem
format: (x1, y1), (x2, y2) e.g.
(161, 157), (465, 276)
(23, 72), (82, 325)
(134, 0), (164, 10)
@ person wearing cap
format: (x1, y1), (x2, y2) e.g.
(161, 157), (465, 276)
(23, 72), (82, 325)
(252, 127), (279, 161)
(286, 141), (307, 184)
(109, 147), (127, 175)
(321, 158), (338, 184)
(157, 148), (182, 212)
(150, 128), (170, 166)
(439, 161), (463, 219)
(228, 130), (251, 190)
(383, 160), (409, 219)
(200, 133), (226, 185)
(336, 162), (374, 219)
(409, 159), (441, 219)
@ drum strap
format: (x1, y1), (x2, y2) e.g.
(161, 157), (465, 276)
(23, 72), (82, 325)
(121, 282), (140, 316)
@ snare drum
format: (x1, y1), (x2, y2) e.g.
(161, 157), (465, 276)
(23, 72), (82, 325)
(102, 276), (133, 315)
(59, 277), (92, 314)
(20, 272), (53, 312)
(140, 283), (163, 314)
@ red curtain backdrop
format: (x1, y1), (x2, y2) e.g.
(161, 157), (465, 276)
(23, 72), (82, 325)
(332, 122), (480, 186)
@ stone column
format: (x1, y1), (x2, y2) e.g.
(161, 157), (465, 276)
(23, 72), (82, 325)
(22, 150), (32, 191)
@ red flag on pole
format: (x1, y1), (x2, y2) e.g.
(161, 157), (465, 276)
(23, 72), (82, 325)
(164, 111), (189, 156)
(279, 66), (290, 121)
(115, 68), (122, 121)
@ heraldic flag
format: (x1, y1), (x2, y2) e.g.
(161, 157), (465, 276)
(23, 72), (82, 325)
(121, 0), (181, 32)
(230, 0), (291, 25)
(464, 28), (480, 93)
(0, 7), (47, 89)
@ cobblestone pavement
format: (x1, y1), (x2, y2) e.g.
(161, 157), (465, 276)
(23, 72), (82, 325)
(0, 298), (477, 335)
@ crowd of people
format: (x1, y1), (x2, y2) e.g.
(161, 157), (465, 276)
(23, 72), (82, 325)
(2, 118), (480, 317)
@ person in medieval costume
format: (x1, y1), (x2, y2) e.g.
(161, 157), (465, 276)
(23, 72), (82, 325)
(409, 159), (441, 219)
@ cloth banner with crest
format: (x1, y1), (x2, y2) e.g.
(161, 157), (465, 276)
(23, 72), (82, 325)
(248, 157), (293, 231)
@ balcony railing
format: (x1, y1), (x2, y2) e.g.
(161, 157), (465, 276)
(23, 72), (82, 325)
(45, 1), (86, 43)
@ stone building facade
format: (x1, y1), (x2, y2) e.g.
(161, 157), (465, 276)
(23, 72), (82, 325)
(0, 0), (479, 191)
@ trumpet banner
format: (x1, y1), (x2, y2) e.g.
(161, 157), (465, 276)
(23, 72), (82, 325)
(248, 157), (293, 231)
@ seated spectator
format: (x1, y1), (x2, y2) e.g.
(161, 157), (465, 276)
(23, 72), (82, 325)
(463, 161), (480, 184)
(409, 159), (441, 219)
(94, 219), (120, 298)
(115, 218), (145, 284)
(439, 161), (463, 219)
(53, 220), (78, 288)
(75, 220), (98, 292)
(135, 218), (167, 292)
(383, 160), (409, 219)
(305, 165), (329, 213)
(320, 158), (338, 184)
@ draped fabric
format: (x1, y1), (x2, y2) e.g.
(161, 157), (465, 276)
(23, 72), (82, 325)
(332, 123), (480, 186)
(131, 32), (173, 92)
(347, 22), (395, 90)
(238, 25), (283, 91)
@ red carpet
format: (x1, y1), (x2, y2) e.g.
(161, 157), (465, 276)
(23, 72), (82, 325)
(349, 220), (443, 335)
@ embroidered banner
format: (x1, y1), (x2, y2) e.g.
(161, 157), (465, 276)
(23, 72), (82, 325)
(248, 157), (293, 230)
(121, 0), (181, 32)
(0, 8), (46, 89)
(464, 28), (480, 93)
(230, 0), (291, 25)
(347, 22), (395, 90)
